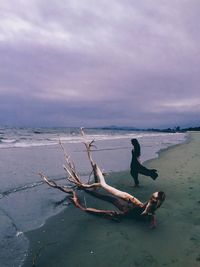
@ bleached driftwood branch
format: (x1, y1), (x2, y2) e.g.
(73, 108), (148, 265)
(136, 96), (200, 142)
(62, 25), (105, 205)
(40, 129), (165, 225)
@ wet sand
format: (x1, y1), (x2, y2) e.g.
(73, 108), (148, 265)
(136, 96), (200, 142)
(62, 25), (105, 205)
(23, 132), (200, 267)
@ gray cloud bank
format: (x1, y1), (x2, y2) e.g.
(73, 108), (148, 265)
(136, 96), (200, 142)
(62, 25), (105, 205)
(0, 0), (200, 128)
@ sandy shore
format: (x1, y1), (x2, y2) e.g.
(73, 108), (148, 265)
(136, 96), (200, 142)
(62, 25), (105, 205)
(23, 132), (200, 267)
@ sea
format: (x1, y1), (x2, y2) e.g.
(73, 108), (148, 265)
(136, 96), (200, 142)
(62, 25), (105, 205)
(0, 127), (187, 267)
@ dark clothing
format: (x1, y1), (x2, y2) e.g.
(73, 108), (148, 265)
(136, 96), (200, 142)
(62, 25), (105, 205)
(130, 150), (158, 185)
(85, 189), (151, 221)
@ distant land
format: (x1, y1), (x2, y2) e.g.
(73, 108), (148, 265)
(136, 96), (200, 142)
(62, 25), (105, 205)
(145, 126), (200, 133)
(88, 125), (200, 133)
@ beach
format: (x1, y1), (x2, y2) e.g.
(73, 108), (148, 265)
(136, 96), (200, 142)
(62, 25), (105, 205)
(22, 132), (200, 267)
(2, 1), (200, 267)
(0, 128), (189, 267)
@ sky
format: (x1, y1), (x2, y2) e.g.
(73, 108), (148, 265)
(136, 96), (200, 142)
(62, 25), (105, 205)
(0, 0), (200, 128)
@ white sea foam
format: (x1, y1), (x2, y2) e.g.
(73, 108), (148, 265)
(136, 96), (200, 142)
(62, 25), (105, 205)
(0, 128), (186, 149)
(1, 139), (17, 143)
(16, 231), (23, 237)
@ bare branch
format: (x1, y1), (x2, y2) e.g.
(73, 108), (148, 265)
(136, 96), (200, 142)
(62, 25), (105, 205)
(39, 172), (73, 194)
(39, 172), (120, 217)
(40, 128), (165, 225)
(79, 128), (143, 207)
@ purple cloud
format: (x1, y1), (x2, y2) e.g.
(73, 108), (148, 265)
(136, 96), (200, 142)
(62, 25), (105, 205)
(0, 0), (200, 128)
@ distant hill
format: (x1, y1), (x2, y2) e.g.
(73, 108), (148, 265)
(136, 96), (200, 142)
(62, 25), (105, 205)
(88, 126), (140, 131)
(144, 126), (200, 133)
(89, 125), (200, 133)
(181, 126), (200, 132)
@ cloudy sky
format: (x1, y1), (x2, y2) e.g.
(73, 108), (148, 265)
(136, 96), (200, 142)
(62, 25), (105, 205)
(0, 0), (200, 128)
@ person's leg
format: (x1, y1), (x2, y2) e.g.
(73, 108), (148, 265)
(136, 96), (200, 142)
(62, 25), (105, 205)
(139, 168), (158, 180)
(130, 170), (139, 186)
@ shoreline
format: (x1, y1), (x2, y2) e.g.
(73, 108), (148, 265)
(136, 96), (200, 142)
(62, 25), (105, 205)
(143, 131), (189, 167)
(22, 132), (200, 267)
(25, 132), (189, 228)
(0, 132), (187, 267)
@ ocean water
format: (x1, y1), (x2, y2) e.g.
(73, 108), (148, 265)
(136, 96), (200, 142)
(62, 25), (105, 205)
(0, 127), (186, 267)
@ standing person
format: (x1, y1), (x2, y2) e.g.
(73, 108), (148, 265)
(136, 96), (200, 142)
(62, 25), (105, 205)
(130, 138), (158, 187)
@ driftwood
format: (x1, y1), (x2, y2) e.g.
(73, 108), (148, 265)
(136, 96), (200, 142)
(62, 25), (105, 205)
(40, 129), (165, 227)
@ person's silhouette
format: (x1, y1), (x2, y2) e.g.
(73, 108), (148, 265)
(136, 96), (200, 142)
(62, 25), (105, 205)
(130, 138), (158, 186)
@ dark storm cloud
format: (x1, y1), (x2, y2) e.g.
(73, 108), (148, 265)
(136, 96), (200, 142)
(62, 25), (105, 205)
(0, 0), (200, 127)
